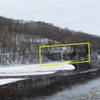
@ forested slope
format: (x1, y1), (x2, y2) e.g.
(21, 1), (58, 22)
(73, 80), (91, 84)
(0, 16), (100, 65)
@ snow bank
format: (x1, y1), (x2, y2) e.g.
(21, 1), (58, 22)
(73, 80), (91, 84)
(0, 61), (75, 76)
(0, 78), (25, 86)
(0, 61), (75, 86)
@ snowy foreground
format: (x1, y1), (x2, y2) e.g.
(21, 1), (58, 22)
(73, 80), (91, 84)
(0, 61), (75, 86)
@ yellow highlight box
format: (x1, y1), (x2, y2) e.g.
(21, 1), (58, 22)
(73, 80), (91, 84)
(39, 42), (90, 67)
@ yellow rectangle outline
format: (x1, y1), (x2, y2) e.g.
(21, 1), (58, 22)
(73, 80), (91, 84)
(39, 42), (90, 67)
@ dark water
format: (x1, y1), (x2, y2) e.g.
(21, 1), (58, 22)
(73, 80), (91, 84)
(1, 69), (100, 100)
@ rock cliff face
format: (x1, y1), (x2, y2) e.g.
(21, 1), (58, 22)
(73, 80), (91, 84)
(44, 44), (100, 71)
(45, 44), (88, 61)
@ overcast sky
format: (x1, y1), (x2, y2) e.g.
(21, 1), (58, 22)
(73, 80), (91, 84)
(0, 0), (100, 36)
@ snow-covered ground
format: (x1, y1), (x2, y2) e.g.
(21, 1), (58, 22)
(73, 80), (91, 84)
(97, 54), (100, 59)
(0, 61), (75, 86)
(0, 63), (75, 76)
(0, 78), (25, 86)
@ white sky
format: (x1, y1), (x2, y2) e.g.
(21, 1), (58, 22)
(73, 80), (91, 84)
(0, 0), (100, 36)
